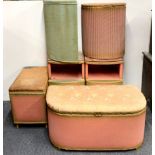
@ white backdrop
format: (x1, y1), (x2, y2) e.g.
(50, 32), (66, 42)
(3, 0), (152, 100)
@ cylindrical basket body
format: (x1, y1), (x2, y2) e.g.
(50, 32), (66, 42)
(44, 0), (78, 62)
(82, 3), (126, 60)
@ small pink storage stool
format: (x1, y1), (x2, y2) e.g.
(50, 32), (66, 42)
(46, 85), (146, 150)
(9, 67), (48, 128)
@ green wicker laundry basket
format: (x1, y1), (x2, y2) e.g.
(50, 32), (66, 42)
(44, 0), (78, 62)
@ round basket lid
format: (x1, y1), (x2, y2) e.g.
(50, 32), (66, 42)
(44, 0), (77, 5)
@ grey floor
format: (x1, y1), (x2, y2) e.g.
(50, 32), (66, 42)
(3, 101), (152, 155)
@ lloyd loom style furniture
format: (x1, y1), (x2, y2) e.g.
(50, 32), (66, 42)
(48, 53), (85, 85)
(44, 0), (78, 62)
(85, 56), (123, 85)
(46, 85), (146, 150)
(9, 67), (48, 128)
(8, 1), (147, 152)
(82, 3), (126, 60)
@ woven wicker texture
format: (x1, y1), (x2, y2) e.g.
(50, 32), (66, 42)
(9, 67), (48, 92)
(85, 56), (123, 64)
(46, 85), (146, 114)
(48, 53), (84, 64)
(44, 0), (78, 61)
(82, 3), (126, 59)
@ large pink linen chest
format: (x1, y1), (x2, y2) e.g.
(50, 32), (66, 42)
(46, 85), (146, 150)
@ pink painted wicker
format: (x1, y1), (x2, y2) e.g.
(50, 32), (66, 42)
(85, 63), (123, 80)
(11, 95), (46, 123)
(46, 85), (146, 150)
(47, 54), (85, 85)
(82, 3), (126, 59)
(9, 67), (48, 126)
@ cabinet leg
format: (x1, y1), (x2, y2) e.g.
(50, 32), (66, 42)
(16, 124), (19, 128)
(45, 124), (48, 128)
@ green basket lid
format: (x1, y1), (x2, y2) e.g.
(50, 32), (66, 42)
(44, 0), (77, 5)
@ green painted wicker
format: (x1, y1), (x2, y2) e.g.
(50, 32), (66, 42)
(44, 0), (78, 62)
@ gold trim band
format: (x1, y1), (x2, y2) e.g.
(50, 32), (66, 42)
(48, 60), (84, 64)
(84, 56), (124, 64)
(86, 80), (123, 85)
(9, 91), (46, 95)
(48, 79), (85, 85)
(82, 3), (126, 9)
(47, 106), (146, 117)
(14, 121), (47, 124)
(85, 61), (123, 65)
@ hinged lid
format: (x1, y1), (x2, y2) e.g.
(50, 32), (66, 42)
(9, 67), (48, 92)
(46, 85), (146, 115)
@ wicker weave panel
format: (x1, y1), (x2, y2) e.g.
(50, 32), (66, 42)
(44, 0), (78, 61)
(82, 3), (126, 59)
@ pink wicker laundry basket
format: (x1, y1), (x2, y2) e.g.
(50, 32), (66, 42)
(82, 3), (126, 60)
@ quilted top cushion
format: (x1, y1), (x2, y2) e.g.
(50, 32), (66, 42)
(9, 67), (48, 92)
(46, 85), (146, 115)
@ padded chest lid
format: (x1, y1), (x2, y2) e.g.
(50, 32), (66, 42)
(9, 67), (48, 92)
(46, 85), (146, 115)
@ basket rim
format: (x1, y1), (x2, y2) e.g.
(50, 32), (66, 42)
(82, 3), (126, 9)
